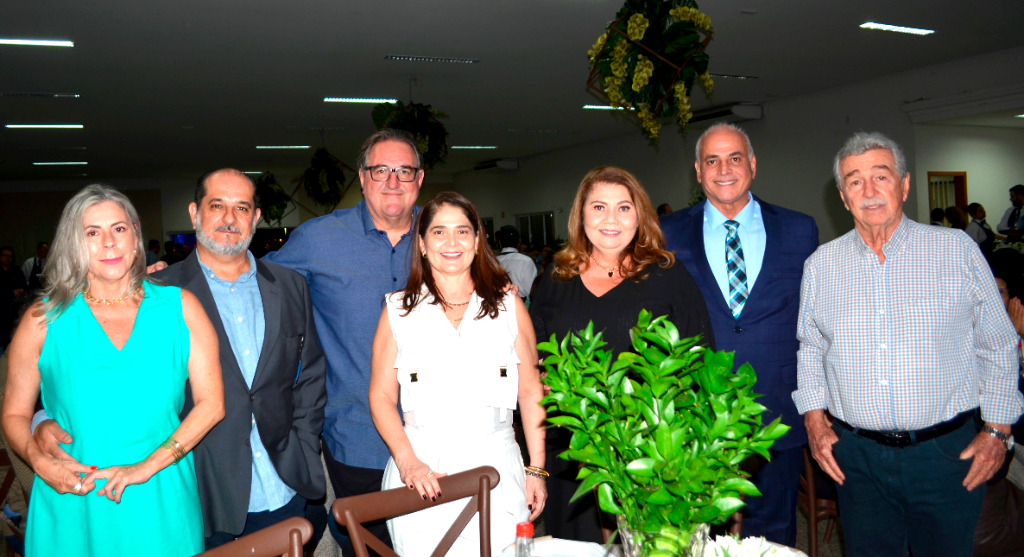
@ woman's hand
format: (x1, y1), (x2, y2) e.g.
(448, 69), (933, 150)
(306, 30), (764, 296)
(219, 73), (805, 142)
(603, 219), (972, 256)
(1009, 297), (1024, 337)
(525, 475), (547, 521)
(80, 462), (155, 504)
(32, 453), (95, 496)
(397, 457), (446, 502)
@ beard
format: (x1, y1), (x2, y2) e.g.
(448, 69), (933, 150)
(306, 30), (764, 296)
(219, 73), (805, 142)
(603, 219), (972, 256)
(195, 213), (255, 257)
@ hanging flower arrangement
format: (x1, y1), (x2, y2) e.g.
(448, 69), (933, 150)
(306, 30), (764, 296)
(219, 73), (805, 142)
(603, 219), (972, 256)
(294, 148), (351, 210)
(587, 0), (714, 143)
(254, 172), (291, 226)
(371, 101), (449, 170)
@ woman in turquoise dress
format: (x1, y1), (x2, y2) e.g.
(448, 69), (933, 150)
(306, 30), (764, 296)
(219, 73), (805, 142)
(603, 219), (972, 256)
(1, 184), (225, 556)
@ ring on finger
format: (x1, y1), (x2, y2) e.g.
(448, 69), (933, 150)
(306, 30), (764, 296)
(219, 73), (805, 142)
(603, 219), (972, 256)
(426, 470), (435, 478)
(73, 482), (82, 493)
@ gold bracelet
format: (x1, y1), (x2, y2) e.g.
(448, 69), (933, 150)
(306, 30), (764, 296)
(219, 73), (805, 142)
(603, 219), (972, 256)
(524, 466), (549, 479)
(160, 438), (186, 464)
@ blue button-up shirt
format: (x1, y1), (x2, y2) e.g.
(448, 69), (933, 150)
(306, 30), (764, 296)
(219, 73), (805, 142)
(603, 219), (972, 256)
(264, 200), (419, 469)
(198, 251), (296, 512)
(703, 193), (766, 305)
(793, 215), (1024, 430)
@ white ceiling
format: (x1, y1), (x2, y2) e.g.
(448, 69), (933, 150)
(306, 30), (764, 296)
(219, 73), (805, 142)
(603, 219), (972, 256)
(932, 106), (1024, 128)
(2, 0), (1023, 182)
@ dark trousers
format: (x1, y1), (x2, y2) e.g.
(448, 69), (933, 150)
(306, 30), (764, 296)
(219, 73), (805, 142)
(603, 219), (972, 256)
(323, 439), (392, 557)
(831, 417), (985, 557)
(738, 445), (802, 546)
(205, 493), (326, 552)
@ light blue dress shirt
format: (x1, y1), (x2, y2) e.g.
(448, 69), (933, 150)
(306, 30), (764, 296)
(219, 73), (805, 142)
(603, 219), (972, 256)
(198, 252), (296, 513)
(703, 193), (766, 306)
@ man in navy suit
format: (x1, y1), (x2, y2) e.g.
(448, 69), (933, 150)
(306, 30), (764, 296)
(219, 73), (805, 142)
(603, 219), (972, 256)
(660, 123), (818, 546)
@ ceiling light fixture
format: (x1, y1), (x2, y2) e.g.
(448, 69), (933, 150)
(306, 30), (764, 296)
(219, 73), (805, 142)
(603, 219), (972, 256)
(33, 161), (87, 166)
(243, 171), (264, 175)
(859, 22), (935, 35)
(0, 92), (79, 98)
(583, 104), (633, 110)
(255, 145), (310, 149)
(6, 124), (83, 129)
(451, 146), (498, 149)
(1016, 114), (1024, 118)
(384, 55), (480, 64)
(324, 97), (397, 104)
(0, 38), (74, 47)
(709, 74), (758, 80)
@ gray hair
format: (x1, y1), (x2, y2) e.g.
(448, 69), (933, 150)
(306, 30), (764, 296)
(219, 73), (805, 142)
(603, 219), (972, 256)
(356, 128), (423, 170)
(41, 184), (147, 319)
(694, 122), (755, 162)
(833, 132), (907, 188)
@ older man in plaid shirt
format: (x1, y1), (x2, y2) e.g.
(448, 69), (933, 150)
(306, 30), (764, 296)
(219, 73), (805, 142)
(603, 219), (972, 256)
(793, 132), (1023, 557)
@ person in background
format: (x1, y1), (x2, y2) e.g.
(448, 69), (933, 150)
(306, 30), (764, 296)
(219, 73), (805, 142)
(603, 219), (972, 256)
(946, 206), (969, 230)
(997, 184), (1024, 241)
(20, 242), (48, 294)
(660, 122), (818, 546)
(931, 207), (947, 226)
(1, 246), (27, 351)
(369, 191), (546, 557)
(264, 128), (425, 555)
(2, 184), (224, 556)
(146, 239), (161, 266)
(966, 203), (1004, 259)
(656, 203), (673, 216)
(531, 166), (715, 543)
(795, 132), (1021, 557)
(495, 226), (538, 300)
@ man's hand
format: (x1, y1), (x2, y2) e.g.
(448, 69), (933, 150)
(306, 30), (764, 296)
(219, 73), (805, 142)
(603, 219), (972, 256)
(805, 410), (845, 484)
(35, 419), (77, 462)
(960, 424), (1009, 491)
(146, 261), (167, 274)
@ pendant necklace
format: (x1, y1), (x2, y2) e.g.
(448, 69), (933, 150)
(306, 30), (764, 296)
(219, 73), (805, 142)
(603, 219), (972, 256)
(591, 256), (618, 278)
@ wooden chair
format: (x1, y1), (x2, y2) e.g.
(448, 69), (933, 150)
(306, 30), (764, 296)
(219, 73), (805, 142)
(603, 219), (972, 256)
(197, 517), (312, 557)
(798, 446), (838, 557)
(332, 466), (500, 557)
(0, 449), (25, 557)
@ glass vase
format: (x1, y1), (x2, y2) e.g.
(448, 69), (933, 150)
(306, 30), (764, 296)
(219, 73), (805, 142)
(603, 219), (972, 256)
(617, 516), (710, 557)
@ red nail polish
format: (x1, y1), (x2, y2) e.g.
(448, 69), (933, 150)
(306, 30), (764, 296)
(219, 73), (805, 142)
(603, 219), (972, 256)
(91, 466), (98, 470)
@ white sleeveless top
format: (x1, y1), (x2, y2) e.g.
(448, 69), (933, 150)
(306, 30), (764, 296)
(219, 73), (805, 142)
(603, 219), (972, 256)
(386, 288), (521, 425)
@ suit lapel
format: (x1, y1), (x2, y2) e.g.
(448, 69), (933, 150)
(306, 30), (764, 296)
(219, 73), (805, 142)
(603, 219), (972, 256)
(688, 201), (733, 317)
(181, 253), (247, 389)
(251, 260), (280, 389)
(741, 196), (780, 319)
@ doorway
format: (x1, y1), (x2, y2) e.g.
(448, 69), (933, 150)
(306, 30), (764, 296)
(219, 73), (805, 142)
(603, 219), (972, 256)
(927, 171), (968, 216)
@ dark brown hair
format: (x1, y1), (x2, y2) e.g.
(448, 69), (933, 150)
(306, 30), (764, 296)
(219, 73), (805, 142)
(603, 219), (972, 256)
(552, 166), (674, 281)
(401, 191), (511, 319)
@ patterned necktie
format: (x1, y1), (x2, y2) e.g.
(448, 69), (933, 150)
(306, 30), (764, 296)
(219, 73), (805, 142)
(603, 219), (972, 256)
(724, 220), (748, 318)
(1012, 208), (1021, 229)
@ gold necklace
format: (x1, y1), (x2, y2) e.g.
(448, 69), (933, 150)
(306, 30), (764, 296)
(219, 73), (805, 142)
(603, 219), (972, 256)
(444, 300), (471, 307)
(82, 286), (140, 305)
(591, 256), (619, 278)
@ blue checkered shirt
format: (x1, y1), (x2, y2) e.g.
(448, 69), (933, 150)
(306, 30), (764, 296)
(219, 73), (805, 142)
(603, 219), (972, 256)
(793, 215), (1023, 430)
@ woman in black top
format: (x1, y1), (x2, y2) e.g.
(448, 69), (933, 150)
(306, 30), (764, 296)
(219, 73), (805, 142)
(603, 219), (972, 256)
(530, 166), (715, 542)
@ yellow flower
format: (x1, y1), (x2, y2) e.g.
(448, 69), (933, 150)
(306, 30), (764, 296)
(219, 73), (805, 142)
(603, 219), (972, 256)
(632, 55), (654, 92)
(669, 6), (711, 31)
(415, 134), (429, 154)
(637, 104), (661, 140)
(588, 31), (609, 65)
(674, 81), (693, 125)
(627, 13), (650, 41)
(699, 71), (714, 96)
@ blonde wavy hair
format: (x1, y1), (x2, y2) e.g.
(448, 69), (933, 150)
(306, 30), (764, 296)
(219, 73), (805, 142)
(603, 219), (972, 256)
(552, 166), (674, 281)
(40, 184), (148, 319)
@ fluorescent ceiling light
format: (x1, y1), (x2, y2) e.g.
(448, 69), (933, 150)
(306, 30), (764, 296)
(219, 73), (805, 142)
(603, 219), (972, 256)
(255, 145), (310, 149)
(0, 38), (74, 47)
(385, 55), (479, 64)
(324, 97), (397, 104)
(859, 22), (935, 35)
(583, 104), (633, 110)
(451, 146), (497, 149)
(6, 124), (83, 129)
(33, 161), (87, 166)
(1016, 114), (1024, 118)
(0, 92), (79, 98)
(709, 73), (758, 80)
(243, 171), (263, 175)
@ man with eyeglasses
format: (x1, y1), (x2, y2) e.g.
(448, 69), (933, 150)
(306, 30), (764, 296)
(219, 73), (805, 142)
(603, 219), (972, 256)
(265, 129), (423, 555)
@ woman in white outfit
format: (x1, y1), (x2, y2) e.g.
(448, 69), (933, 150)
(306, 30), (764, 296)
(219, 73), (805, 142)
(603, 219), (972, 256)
(369, 191), (548, 557)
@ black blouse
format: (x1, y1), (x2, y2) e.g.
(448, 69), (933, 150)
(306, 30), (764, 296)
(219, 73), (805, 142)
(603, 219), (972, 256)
(530, 261), (716, 356)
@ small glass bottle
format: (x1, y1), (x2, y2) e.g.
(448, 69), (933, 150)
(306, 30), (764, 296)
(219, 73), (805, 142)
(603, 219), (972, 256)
(515, 522), (534, 557)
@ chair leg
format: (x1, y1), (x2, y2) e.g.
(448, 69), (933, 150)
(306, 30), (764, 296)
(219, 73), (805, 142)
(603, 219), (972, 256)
(823, 518), (836, 544)
(804, 447), (818, 557)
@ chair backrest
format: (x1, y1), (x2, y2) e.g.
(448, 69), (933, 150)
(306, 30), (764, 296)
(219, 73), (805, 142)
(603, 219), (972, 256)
(332, 466), (501, 557)
(197, 517), (312, 557)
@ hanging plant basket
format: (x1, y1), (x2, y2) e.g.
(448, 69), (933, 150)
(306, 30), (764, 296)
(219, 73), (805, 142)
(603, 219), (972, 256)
(255, 172), (291, 226)
(294, 148), (352, 210)
(371, 101), (449, 170)
(587, 0), (714, 143)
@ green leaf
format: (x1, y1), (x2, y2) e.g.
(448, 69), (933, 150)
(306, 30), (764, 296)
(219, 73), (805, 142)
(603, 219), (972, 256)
(546, 415), (583, 429)
(637, 309), (652, 329)
(713, 496), (746, 516)
(626, 457), (658, 477)
(578, 386), (610, 409)
(720, 477), (762, 497)
(570, 470), (615, 503)
(597, 482), (625, 515)
(646, 486), (675, 506)
(569, 430), (591, 450)
(655, 422), (676, 460)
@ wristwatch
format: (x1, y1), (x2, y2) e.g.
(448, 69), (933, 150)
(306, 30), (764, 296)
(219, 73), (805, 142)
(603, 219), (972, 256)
(982, 425), (1015, 451)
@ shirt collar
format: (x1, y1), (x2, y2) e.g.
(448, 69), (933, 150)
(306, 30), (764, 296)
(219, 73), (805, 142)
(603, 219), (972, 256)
(358, 200), (421, 238)
(196, 250), (258, 284)
(703, 192), (759, 230)
(852, 213), (911, 257)
(500, 247), (518, 254)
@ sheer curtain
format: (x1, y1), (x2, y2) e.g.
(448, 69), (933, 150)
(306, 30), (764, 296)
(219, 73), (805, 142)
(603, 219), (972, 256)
(929, 177), (956, 217)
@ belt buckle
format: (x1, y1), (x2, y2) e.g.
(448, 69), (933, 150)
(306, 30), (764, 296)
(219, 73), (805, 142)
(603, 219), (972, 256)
(877, 431), (911, 447)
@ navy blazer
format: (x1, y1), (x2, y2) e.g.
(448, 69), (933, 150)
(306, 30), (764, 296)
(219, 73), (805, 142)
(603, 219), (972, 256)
(660, 196), (818, 450)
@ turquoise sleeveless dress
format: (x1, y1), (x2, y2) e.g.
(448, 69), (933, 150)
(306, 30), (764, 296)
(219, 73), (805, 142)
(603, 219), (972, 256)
(26, 282), (204, 557)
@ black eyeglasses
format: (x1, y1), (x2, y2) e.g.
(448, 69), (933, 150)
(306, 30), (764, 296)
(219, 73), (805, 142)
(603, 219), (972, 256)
(362, 165), (421, 182)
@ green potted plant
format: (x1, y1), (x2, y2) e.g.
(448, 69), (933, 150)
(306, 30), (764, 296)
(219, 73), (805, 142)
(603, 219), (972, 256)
(539, 310), (789, 557)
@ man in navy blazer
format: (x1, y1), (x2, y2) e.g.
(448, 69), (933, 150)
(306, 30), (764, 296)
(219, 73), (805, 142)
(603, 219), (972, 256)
(660, 123), (818, 546)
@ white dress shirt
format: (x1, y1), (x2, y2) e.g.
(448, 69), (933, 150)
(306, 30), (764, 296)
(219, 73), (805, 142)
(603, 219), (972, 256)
(497, 248), (538, 298)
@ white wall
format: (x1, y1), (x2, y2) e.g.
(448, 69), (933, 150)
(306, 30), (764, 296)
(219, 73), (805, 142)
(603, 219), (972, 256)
(914, 124), (1024, 225)
(453, 47), (1024, 244)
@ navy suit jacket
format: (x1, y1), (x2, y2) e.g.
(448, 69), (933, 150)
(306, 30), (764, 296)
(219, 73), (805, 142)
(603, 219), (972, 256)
(660, 196), (818, 450)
